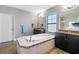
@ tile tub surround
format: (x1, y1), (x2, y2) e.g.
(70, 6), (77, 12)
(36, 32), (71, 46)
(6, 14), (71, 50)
(17, 33), (55, 54)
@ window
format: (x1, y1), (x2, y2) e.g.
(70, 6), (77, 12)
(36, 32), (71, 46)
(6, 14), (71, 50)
(47, 15), (57, 32)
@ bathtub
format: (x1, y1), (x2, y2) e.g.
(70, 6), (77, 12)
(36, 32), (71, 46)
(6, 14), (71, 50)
(17, 33), (55, 54)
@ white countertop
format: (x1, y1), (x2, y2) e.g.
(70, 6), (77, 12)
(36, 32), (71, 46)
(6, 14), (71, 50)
(17, 33), (55, 48)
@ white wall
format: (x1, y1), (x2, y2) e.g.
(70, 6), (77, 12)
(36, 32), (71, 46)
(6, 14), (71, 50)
(0, 5), (38, 40)
(39, 5), (79, 33)
(15, 13), (37, 38)
(37, 14), (46, 28)
(37, 5), (63, 34)
(38, 6), (79, 32)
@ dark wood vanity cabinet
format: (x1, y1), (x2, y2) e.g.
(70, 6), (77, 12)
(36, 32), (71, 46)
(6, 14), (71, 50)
(67, 35), (79, 53)
(55, 32), (79, 54)
(33, 28), (45, 34)
(55, 32), (67, 51)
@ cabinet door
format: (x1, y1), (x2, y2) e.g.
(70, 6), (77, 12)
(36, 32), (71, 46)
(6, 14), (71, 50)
(67, 35), (79, 53)
(55, 32), (67, 51)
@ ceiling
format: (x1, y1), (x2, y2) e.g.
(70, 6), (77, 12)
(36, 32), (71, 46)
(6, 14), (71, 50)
(8, 5), (55, 13)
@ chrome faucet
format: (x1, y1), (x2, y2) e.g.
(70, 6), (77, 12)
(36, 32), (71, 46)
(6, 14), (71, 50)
(25, 35), (33, 42)
(30, 35), (32, 42)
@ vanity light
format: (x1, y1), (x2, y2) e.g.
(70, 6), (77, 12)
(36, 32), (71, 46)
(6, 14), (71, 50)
(31, 23), (34, 28)
(38, 13), (45, 17)
(63, 5), (78, 10)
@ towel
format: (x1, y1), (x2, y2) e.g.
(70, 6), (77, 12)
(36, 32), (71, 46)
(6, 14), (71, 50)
(21, 25), (27, 33)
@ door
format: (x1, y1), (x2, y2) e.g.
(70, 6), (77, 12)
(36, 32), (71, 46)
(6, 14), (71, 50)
(0, 14), (14, 43)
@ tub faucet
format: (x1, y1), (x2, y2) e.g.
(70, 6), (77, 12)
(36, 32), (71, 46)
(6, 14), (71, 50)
(26, 35), (32, 42)
(29, 35), (32, 42)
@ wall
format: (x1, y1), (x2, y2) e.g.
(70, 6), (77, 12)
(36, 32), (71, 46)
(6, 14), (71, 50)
(0, 5), (37, 39)
(15, 13), (37, 38)
(1, 5), (78, 39)
(38, 6), (79, 34)
(37, 13), (46, 28)
(38, 5), (63, 34)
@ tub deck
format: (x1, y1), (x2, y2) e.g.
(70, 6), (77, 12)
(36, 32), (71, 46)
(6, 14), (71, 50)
(17, 33), (55, 54)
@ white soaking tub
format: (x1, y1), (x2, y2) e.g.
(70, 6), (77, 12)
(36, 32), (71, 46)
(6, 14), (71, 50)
(17, 33), (55, 54)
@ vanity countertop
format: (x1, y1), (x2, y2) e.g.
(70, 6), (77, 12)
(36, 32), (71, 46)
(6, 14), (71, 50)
(59, 29), (79, 36)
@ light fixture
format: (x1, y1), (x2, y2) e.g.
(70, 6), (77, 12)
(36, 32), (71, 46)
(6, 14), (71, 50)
(63, 5), (78, 10)
(38, 13), (45, 17)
